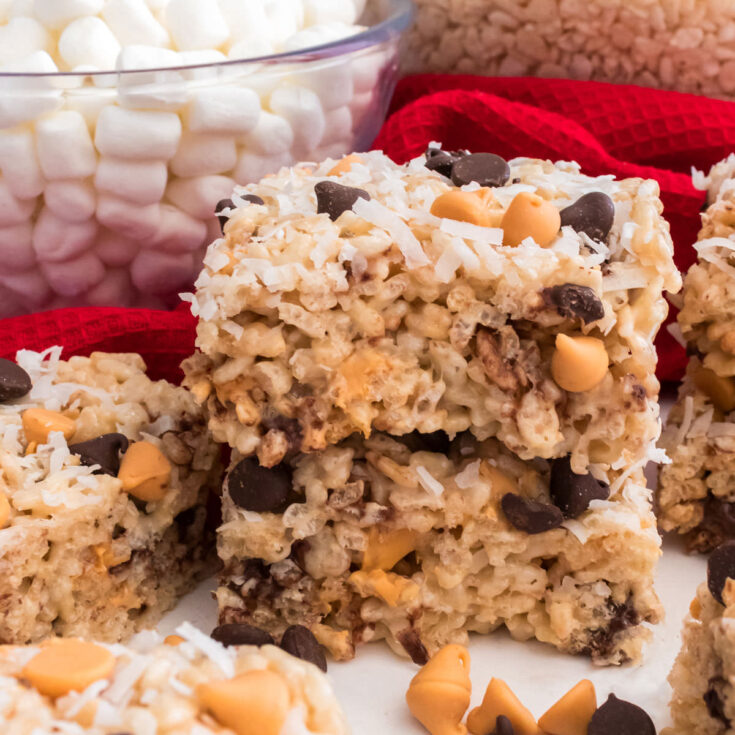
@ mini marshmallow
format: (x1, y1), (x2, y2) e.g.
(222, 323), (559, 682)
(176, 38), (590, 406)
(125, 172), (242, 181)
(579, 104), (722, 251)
(187, 86), (260, 134)
(32, 206), (97, 261)
(165, 174), (234, 220)
(0, 129), (44, 199)
(0, 16), (50, 65)
(44, 180), (97, 222)
(58, 17), (121, 71)
(116, 46), (187, 110)
(170, 131), (237, 177)
(0, 269), (51, 309)
(0, 222), (35, 271)
(146, 202), (207, 253)
(303, 0), (360, 25)
(233, 150), (291, 185)
(102, 0), (170, 47)
(264, 0), (303, 46)
(95, 227), (140, 266)
(218, 0), (268, 42)
(96, 194), (161, 240)
(0, 180), (35, 226)
(95, 106), (182, 159)
(292, 58), (354, 111)
(0, 0), (11, 21)
(85, 268), (133, 307)
(350, 90), (373, 123)
(41, 250), (105, 296)
(165, 0), (229, 51)
(130, 248), (196, 294)
(95, 157), (168, 204)
(178, 48), (226, 80)
(9, 0), (33, 14)
(269, 85), (325, 157)
(323, 106), (353, 142)
(0, 52), (63, 127)
(36, 110), (97, 179)
(64, 88), (110, 129)
(32, 0), (104, 29)
(352, 50), (385, 94)
(227, 38), (274, 59)
(144, 0), (167, 10)
(241, 111), (294, 156)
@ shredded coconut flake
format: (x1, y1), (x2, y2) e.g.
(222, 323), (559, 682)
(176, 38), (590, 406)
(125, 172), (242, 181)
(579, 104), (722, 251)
(352, 197), (430, 269)
(416, 465), (444, 496)
(175, 622), (235, 679)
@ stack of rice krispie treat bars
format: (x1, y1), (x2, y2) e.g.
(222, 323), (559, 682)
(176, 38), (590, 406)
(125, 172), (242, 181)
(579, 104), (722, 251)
(659, 156), (735, 553)
(0, 347), (221, 645)
(183, 147), (681, 665)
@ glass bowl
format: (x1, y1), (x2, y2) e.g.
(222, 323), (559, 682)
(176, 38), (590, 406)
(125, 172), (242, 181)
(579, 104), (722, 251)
(0, 0), (413, 316)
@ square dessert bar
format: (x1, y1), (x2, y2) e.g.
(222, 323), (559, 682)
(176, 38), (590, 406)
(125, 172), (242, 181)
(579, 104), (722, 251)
(0, 348), (221, 645)
(667, 543), (735, 735)
(216, 431), (662, 665)
(0, 625), (347, 734)
(184, 150), (680, 474)
(659, 156), (735, 552)
(184, 149), (680, 664)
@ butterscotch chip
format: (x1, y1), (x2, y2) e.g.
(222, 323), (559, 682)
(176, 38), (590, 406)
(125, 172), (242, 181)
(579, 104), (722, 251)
(21, 408), (75, 445)
(118, 440), (172, 502)
(21, 639), (115, 698)
(362, 528), (418, 571)
(538, 679), (597, 735)
(551, 334), (609, 392)
(467, 678), (537, 735)
(198, 669), (291, 735)
(0, 494), (10, 528)
(501, 191), (560, 247)
(328, 154), (363, 176)
(406, 645), (472, 735)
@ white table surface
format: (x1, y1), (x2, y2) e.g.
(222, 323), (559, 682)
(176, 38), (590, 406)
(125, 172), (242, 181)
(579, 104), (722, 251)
(159, 533), (702, 732)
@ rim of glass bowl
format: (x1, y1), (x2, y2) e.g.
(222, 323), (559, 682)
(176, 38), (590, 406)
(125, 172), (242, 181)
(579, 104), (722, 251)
(0, 0), (415, 78)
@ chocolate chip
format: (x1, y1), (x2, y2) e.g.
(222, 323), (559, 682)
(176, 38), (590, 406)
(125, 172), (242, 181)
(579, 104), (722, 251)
(211, 623), (274, 647)
(704, 677), (731, 727)
(424, 147), (467, 178)
(587, 694), (655, 735)
(215, 195), (263, 233)
(544, 284), (605, 324)
(280, 625), (327, 672)
(401, 430), (451, 455)
(708, 540), (735, 604)
(315, 181), (370, 221)
(0, 358), (31, 402)
(559, 192), (615, 242)
(549, 456), (610, 519)
(69, 433), (129, 476)
(450, 152), (510, 188)
(492, 716), (514, 735)
(227, 457), (292, 513)
(500, 493), (563, 534)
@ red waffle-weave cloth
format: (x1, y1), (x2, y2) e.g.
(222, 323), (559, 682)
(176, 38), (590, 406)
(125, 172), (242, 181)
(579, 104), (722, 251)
(2, 75), (733, 382)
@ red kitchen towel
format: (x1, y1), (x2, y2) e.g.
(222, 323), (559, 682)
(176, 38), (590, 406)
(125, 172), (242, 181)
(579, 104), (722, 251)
(0, 305), (196, 383)
(1, 75), (732, 383)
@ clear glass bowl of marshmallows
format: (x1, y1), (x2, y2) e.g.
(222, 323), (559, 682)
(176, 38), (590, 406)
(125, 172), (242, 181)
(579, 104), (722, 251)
(0, 0), (413, 316)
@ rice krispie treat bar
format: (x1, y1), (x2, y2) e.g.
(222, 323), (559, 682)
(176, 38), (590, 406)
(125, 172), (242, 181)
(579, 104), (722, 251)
(0, 623), (348, 735)
(0, 348), (221, 645)
(666, 542), (735, 735)
(659, 156), (735, 552)
(405, 0), (735, 100)
(183, 149), (680, 473)
(216, 431), (663, 665)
